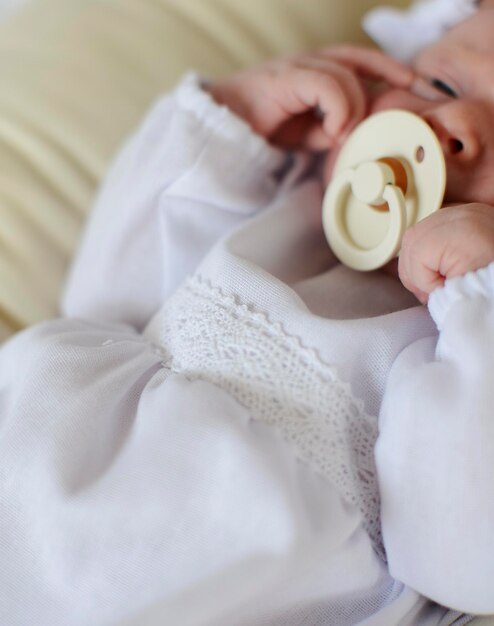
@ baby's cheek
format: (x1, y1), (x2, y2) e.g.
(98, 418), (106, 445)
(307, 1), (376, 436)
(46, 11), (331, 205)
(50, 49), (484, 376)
(369, 87), (425, 116)
(474, 158), (494, 206)
(448, 169), (494, 206)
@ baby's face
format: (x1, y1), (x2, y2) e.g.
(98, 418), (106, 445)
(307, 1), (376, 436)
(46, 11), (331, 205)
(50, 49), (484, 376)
(346, 7), (494, 206)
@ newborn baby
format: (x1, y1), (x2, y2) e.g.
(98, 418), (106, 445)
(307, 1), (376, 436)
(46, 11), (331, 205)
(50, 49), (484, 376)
(0, 1), (494, 624)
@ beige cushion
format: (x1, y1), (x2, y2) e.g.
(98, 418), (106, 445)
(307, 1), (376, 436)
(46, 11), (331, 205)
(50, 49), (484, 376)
(0, 0), (409, 337)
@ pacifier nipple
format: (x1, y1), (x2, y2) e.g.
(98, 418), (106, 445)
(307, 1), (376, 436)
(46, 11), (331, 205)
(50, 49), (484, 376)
(353, 161), (394, 206)
(322, 110), (446, 271)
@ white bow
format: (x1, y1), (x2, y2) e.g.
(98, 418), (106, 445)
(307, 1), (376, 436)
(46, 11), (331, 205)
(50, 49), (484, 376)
(362, 0), (478, 63)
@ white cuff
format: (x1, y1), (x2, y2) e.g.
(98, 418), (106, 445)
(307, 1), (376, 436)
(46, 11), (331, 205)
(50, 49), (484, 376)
(428, 262), (494, 330)
(168, 73), (288, 215)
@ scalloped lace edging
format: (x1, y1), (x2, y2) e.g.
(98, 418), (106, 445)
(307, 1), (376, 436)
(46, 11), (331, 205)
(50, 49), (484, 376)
(153, 275), (383, 555)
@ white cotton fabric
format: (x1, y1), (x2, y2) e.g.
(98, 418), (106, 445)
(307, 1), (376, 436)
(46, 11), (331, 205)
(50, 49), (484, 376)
(0, 74), (490, 624)
(362, 0), (477, 62)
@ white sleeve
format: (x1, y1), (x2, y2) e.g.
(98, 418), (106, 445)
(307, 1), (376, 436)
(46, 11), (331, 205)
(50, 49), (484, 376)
(376, 262), (494, 615)
(61, 73), (286, 329)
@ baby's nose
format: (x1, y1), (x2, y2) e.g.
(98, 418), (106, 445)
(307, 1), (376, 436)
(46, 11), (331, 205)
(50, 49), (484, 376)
(422, 109), (481, 164)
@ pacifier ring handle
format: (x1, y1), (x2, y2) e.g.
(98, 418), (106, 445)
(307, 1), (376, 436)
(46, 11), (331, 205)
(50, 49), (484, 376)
(322, 165), (407, 271)
(374, 158), (408, 211)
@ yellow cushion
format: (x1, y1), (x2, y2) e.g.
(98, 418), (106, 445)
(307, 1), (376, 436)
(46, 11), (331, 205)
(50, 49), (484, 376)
(0, 0), (409, 337)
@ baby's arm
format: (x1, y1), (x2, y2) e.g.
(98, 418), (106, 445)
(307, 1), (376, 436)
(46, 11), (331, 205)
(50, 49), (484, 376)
(63, 47), (412, 329)
(377, 260), (494, 614)
(62, 75), (287, 329)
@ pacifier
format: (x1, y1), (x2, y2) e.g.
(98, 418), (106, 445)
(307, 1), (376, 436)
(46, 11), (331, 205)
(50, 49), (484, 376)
(321, 110), (446, 271)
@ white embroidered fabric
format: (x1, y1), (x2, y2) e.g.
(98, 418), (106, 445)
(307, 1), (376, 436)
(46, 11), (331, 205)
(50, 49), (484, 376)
(151, 275), (383, 553)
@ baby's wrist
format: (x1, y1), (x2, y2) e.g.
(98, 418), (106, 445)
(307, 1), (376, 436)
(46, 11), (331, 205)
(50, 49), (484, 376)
(204, 81), (250, 124)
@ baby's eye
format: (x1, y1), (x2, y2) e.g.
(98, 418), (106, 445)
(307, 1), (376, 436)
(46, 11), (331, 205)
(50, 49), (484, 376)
(430, 78), (458, 99)
(410, 75), (460, 102)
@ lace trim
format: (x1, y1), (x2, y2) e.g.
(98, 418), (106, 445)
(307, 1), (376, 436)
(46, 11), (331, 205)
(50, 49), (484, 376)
(153, 275), (383, 553)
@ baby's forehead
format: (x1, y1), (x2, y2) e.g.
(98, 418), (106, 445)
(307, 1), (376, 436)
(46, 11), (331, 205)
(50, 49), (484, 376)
(439, 7), (494, 52)
(412, 6), (494, 73)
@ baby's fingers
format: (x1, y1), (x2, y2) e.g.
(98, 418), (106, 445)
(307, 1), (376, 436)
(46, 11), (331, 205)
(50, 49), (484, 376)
(270, 110), (329, 150)
(321, 45), (414, 89)
(398, 215), (450, 303)
(287, 61), (367, 145)
(398, 254), (445, 305)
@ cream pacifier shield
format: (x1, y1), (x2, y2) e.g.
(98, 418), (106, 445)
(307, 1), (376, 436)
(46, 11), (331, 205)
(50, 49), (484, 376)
(322, 110), (446, 271)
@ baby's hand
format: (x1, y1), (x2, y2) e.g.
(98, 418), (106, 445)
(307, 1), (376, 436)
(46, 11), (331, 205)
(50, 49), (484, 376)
(208, 46), (413, 150)
(398, 204), (494, 304)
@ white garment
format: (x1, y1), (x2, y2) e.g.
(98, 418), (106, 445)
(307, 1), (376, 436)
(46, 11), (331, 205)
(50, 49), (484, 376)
(0, 74), (491, 625)
(363, 0), (477, 62)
